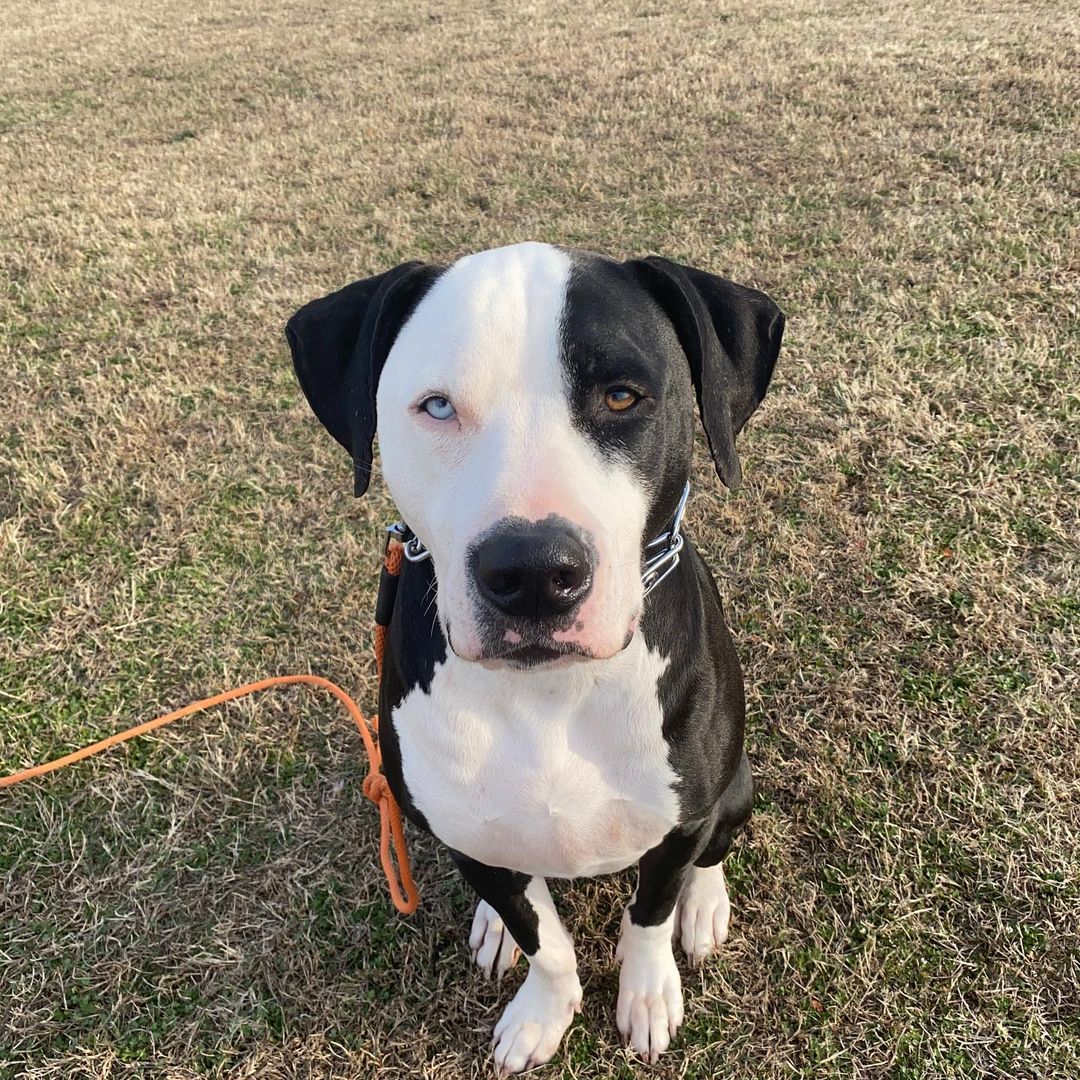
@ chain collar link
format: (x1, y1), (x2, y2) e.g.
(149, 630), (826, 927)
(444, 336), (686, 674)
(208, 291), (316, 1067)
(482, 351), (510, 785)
(641, 481), (690, 597)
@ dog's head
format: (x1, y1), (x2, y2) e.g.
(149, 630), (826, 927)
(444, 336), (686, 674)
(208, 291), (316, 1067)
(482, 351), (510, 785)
(287, 243), (784, 668)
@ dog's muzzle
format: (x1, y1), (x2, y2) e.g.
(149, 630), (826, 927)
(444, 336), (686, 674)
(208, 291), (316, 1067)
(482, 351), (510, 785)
(386, 482), (691, 665)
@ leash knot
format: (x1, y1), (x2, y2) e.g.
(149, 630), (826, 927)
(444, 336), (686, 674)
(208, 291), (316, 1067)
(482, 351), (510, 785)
(363, 769), (390, 803)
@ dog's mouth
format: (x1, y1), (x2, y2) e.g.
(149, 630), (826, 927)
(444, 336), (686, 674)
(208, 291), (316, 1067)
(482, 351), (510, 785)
(446, 614), (637, 668)
(490, 641), (591, 669)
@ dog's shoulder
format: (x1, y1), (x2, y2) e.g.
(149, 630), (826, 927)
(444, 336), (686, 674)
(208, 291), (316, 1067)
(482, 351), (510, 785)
(641, 537), (746, 817)
(377, 556), (446, 834)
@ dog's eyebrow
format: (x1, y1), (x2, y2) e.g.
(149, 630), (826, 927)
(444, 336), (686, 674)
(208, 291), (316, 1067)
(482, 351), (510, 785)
(572, 351), (658, 388)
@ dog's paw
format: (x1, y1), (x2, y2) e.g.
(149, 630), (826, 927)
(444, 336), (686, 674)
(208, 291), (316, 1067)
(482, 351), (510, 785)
(616, 913), (684, 1063)
(469, 900), (522, 980)
(492, 968), (582, 1075)
(677, 863), (731, 966)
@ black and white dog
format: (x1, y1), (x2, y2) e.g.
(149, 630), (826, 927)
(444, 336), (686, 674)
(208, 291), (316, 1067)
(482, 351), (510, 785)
(287, 243), (784, 1073)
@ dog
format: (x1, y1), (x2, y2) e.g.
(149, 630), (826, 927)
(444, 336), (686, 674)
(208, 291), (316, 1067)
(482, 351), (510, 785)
(287, 242), (785, 1073)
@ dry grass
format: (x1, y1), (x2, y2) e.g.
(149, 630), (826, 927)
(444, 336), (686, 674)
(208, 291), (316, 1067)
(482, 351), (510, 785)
(2, 0), (1078, 1076)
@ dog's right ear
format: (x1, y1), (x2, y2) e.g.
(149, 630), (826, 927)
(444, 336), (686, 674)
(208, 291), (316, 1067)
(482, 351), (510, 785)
(286, 262), (443, 496)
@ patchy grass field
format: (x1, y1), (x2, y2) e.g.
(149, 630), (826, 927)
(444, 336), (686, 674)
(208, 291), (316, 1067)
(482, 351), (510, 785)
(2, 0), (1078, 1076)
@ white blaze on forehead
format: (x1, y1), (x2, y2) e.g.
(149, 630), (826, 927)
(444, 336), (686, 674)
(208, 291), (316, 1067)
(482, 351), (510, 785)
(409, 241), (572, 418)
(376, 241), (649, 659)
(378, 241), (576, 525)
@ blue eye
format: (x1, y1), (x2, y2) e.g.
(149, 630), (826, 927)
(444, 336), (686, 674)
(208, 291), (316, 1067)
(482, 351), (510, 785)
(421, 396), (456, 420)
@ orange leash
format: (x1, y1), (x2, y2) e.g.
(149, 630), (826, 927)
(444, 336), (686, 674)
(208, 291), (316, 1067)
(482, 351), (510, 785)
(0, 541), (419, 916)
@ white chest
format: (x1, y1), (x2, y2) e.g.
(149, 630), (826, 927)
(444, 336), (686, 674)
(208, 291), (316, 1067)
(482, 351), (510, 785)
(391, 637), (681, 879)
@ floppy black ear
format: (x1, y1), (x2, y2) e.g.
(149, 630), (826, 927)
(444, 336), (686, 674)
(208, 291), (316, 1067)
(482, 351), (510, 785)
(628, 256), (785, 490)
(285, 262), (443, 495)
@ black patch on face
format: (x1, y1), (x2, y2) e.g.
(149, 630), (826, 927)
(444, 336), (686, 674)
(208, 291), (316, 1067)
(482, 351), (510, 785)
(559, 253), (697, 543)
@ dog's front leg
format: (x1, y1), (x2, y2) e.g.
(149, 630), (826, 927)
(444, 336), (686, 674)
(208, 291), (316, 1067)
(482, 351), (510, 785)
(616, 823), (708, 1062)
(451, 852), (582, 1075)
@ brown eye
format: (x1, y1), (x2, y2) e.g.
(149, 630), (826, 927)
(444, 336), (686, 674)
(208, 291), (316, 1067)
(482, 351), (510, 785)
(604, 387), (640, 412)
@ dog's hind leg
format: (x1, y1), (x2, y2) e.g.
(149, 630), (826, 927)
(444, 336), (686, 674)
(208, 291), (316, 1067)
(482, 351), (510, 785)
(469, 899), (521, 979)
(451, 852), (581, 1076)
(677, 863), (731, 965)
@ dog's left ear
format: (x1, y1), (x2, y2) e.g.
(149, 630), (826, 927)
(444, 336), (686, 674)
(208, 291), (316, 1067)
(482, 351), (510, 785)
(628, 256), (785, 490)
(286, 262), (443, 496)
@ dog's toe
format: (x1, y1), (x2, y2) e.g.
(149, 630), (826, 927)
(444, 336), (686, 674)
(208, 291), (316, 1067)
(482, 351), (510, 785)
(678, 863), (731, 966)
(469, 900), (521, 980)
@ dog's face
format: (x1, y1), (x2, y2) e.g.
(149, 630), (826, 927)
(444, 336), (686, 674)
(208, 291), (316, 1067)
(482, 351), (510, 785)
(287, 243), (784, 668)
(377, 245), (694, 665)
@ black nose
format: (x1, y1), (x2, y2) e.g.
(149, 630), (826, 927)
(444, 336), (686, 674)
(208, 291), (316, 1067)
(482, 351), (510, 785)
(473, 524), (593, 619)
